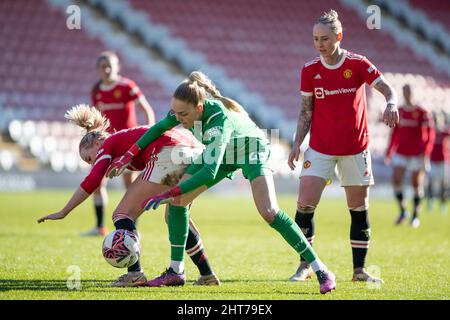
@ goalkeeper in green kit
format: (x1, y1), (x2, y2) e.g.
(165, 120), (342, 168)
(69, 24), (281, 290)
(107, 71), (336, 294)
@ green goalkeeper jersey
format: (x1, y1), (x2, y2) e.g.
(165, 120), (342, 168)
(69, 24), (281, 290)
(135, 99), (270, 194)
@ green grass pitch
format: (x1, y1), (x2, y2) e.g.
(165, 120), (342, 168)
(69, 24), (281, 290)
(0, 190), (448, 300)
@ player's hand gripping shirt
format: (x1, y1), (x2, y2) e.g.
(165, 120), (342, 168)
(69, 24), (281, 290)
(80, 127), (200, 194)
(135, 99), (269, 194)
(300, 50), (382, 155)
(91, 76), (143, 132)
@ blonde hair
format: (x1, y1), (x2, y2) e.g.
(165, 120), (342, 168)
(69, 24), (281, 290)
(64, 104), (110, 150)
(173, 71), (248, 115)
(316, 9), (343, 35)
(96, 51), (119, 67)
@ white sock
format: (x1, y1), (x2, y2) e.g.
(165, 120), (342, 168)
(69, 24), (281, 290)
(310, 258), (327, 273)
(170, 260), (184, 274)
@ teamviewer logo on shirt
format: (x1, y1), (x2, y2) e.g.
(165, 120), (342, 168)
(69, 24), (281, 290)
(314, 87), (325, 99)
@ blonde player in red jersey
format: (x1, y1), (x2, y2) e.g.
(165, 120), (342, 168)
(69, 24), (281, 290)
(37, 104), (220, 287)
(385, 84), (435, 228)
(426, 112), (449, 213)
(85, 51), (156, 237)
(288, 10), (399, 284)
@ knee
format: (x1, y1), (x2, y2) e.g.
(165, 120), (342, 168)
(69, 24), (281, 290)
(259, 207), (279, 224)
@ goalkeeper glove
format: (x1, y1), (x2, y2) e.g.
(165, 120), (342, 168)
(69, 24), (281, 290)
(141, 186), (183, 210)
(106, 144), (141, 178)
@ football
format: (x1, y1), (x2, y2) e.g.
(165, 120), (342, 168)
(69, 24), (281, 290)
(102, 229), (140, 268)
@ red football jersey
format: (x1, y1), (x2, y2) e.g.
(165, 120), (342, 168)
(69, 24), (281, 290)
(80, 127), (202, 194)
(300, 50), (382, 155)
(430, 128), (450, 162)
(385, 106), (435, 158)
(91, 76), (143, 132)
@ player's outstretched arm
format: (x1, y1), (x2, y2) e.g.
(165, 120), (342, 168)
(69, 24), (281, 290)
(288, 95), (314, 170)
(37, 187), (90, 223)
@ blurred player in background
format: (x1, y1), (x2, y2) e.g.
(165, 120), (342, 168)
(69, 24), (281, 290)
(107, 71), (337, 294)
(385, 84), (435, 228)
(84, 51), (156, 236)
(288, 10), (398, 284)
(37, 104), (220, 287)
(426, 111), (450, 214)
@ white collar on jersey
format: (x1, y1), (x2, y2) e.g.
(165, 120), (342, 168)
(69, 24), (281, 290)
(320, 49), (347, 70)
(99, 76), (121, 91)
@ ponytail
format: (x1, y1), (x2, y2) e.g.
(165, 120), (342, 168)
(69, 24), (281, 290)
(174, 71), (248, 115)
(65, 104), (110, 150)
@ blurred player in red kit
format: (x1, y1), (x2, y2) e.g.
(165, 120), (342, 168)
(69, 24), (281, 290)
(426, 111), (450, 214)
(84, 51), (156, 236)
(385, 84), (435, 228)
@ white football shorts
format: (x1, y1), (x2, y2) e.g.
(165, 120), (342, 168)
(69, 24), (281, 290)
(428, 161), (446, 180)
(391, 153), (425, 172)
(299, 147), (374, 186)
(141, 146), (204, 185)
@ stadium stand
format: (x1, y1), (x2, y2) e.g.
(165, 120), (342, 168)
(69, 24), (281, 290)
(408, 0), (450, 35)
(0, 0), (449, 181)
(0, 0), (174, 172)
(368, 0), (450, 55)
(129, 0), (450, 119)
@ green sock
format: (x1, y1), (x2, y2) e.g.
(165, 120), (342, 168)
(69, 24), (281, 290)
(167, 205), (189, 262)
(270, 210), (318, 263)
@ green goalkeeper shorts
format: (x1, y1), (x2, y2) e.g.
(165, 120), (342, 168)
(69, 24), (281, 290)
(184, 139), (273, 186)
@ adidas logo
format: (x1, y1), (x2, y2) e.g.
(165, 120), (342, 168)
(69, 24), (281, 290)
(314, 74), (322, 79)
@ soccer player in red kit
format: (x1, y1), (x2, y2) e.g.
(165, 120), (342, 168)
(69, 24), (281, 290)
(385, 84), (435, 228)
(425, 111), (449, 214)
(288, 10), (399, 283)
(85, 51), (156, 237)
(37, 104), (220, 287)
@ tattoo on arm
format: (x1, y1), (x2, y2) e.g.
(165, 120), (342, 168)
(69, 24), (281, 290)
(373, 79), (396, 103)
(295, 95), (314, 145)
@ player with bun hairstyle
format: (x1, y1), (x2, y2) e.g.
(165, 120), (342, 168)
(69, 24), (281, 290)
(107, 71), (336, 294)
(37, 104), (220, 287)
(288, 10), (398, 284)
(84, 51), (156, 237)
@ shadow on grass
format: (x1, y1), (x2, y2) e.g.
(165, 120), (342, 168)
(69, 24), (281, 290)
(0, 279), (111, 292)
(0, 279), (320, 296)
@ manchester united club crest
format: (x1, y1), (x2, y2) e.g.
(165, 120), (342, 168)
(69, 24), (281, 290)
(412, 111), (418, 119)
(96, 93), (102, 100)
(114, 89), (122, 99)
(343, 69), (352, 79)
(303, 160), (311, 169)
